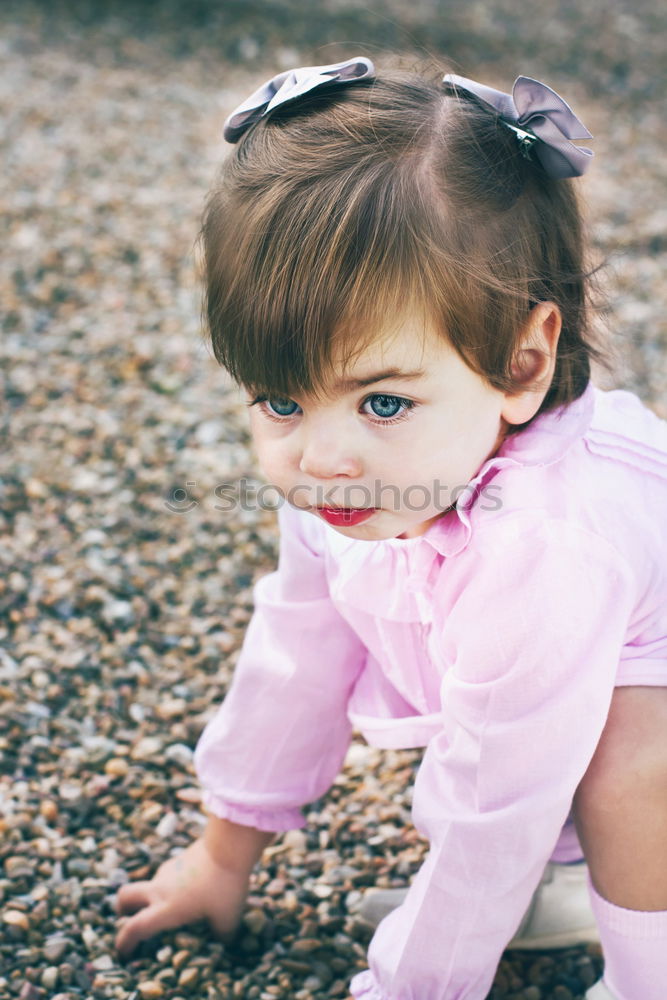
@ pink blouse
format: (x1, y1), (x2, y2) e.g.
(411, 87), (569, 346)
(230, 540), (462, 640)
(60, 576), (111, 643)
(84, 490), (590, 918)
(193, 381), (667, 1000)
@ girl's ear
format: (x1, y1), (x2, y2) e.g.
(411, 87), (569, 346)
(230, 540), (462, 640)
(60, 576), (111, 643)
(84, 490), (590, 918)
(501, 301), (562, 426)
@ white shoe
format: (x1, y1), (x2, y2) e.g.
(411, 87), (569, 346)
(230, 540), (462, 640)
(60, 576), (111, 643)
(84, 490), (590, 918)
(358, 861), (600, 952)
(585, 980), (617, 999)
(507, 861), (600, 950)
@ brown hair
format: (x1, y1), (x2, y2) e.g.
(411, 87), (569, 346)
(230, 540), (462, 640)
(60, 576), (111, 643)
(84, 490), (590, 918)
(199, 62), (610, 429)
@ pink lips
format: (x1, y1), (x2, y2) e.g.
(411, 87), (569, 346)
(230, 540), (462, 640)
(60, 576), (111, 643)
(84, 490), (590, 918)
(316, 507), (377, 526)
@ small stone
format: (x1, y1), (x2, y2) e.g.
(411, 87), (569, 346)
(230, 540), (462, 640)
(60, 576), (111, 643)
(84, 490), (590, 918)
(265, 878), (286, 897)
(130, 736), (163, 761)
(174, 932), (202, 950)
(310, 960), (333, 987)
(39, 800), (58, 823)
(59, 781), (82, 801)
(18, 983), (42, 1000)
(141, 801), (163, 823)
(195, 418), (225, 444)
(58, 964), (74, 987)
(239, 934), (260, 953)
(175, 786), (201, 804)
(156, 811), (178, 838)
(155, 969), (177, 985)
(165, 742), (193, 766)
(3, 909), (29, 931)
(4, 856), (35, 878)
(81, 923), (99, 948)
(91, 954), (115, 971)
(137, 982), (165, 999)
(282, 829), (307, 852)
(43, 936), (72, 962)
(67, 858), (92, 877)
(576, 955), (598, 988)
(243, 908), (267, 936)
(25, 478), (48, 499)
(552, 987), (573, 1000)
(40, 967), (59, 991)
(104, 757), (129, 777)
(345, 890), (363, 911)
(177, 966), (200, 990)
(279, 959), (312, 975)
(290, 938), (323, 954)
(157, 700), (188, 721)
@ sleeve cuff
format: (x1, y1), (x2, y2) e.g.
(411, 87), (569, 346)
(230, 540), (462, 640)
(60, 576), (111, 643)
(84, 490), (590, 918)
(349, 969), (386, 999)
(201, 790), (306, 833)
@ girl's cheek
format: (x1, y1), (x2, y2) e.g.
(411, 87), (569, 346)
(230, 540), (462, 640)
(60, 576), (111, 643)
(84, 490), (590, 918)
(254, 439), (297, 483)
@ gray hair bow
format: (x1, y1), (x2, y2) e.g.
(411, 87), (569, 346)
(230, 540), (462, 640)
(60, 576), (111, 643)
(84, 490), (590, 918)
(442, 74), (593, 179)
(223, 56), (375, 143)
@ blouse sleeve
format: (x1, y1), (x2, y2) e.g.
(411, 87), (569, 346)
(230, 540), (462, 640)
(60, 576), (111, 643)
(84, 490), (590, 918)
(351, 516), (636, 1000)
(193, 502), (368, 832)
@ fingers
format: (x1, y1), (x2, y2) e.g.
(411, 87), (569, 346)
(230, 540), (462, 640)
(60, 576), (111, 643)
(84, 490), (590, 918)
(114, 880), (154, 916)
(115, 899), (176, 959)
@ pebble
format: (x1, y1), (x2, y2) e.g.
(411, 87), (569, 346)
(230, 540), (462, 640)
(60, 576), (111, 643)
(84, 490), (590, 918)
(552, 988), (574, 1000)
(4, 857), (35, 878)
(40, 967), (59, 991)
(18, 984), (42, 1000)
(104, 757), (130, 777)
(177, 966), (201, 990)
(42, 937), (73, 963)
(4, 909), (29, 931)
(172, 949), (191, 970)
(156, 811), (178, 838)
(137, 982), (165, 999)
(244, 908), (268, 936)
(289, 938), (323, 954)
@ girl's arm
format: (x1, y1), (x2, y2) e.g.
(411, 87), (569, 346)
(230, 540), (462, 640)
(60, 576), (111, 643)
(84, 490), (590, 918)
(203, 813), (276, 870)
(116, 502), (367, 956)
(193, 500), (368, 832)
(351, 516), (635, 1000)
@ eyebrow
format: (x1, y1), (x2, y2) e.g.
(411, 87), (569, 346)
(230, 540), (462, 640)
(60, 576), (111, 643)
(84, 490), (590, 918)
(330, 368), (427, 393)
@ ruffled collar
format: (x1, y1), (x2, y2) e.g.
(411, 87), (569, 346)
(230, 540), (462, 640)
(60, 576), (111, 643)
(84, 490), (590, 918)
(324, 382), (596, 621)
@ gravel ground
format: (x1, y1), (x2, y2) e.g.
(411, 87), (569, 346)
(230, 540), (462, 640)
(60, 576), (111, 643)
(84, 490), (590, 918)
(1, 2), (665, 999)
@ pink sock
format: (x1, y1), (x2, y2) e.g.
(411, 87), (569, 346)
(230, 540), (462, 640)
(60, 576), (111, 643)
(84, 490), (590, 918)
(587, 871), (667, 1000)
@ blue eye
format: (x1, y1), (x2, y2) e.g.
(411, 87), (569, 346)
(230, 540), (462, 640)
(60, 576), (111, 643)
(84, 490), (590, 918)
(266, 397), (299, 417)
(366, 394), (405, 419)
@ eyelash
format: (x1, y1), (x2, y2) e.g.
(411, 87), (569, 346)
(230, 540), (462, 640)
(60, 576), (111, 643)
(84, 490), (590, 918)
(247, 393), (417, 427)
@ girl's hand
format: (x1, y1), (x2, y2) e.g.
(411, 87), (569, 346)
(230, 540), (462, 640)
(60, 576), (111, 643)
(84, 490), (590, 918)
(114, 836), (249, 959)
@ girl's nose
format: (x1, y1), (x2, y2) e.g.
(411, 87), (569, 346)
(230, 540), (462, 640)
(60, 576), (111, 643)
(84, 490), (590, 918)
(298, 425), (362, 479)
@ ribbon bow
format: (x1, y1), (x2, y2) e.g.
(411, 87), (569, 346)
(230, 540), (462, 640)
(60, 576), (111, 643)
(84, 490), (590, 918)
(223, 56), (375, 143)
(442, 74), (594, 179)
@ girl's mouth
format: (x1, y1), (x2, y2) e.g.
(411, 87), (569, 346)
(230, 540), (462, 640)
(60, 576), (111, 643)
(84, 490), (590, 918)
(316, 507), (378, 526)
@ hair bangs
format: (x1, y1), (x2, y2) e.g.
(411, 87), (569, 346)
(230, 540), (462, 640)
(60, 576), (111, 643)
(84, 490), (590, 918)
(201, 135), (440, 400)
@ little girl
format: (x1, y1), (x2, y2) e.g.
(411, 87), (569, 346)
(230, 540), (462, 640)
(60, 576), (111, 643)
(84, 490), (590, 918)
(114, 58), (667, 999)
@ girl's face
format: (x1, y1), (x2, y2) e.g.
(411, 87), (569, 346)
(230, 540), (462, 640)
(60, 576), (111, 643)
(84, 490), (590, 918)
(246, 315), (551, 540)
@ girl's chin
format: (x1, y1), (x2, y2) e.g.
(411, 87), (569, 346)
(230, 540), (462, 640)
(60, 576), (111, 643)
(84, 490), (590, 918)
(317, 508), (442, 540)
